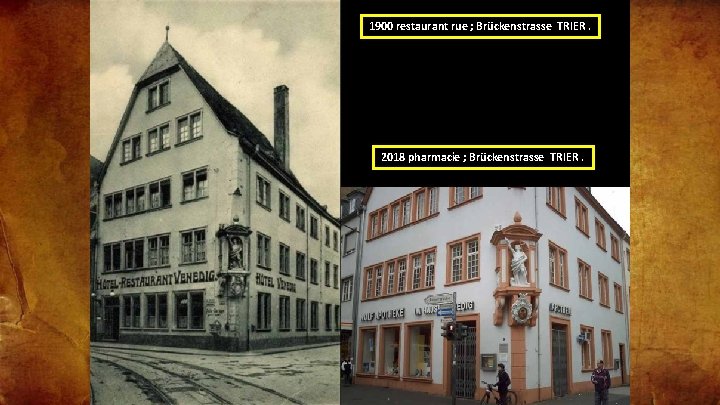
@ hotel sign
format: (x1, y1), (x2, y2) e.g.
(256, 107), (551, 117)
(549, 303), (572, 316)
(95, 270), (216, 290)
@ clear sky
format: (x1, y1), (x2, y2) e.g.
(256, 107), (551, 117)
(90, 1), (340, 215)
(591, 187), (630, 234)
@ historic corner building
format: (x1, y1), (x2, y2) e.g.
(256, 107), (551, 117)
(354, 187), (630, 403)
(92, 40), (340, 351)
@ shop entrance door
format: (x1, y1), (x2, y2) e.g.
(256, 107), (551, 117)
(455, 324), (476, 399)
(103, 297), (120, 341)
(551, 325), (569, 397)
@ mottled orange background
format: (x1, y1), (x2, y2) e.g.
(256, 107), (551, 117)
(1, 0), (720, 404)
(0, 1), (90, 404)
(630, 0), (720, 404)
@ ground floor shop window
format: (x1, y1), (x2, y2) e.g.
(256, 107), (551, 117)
(334, 305), (340, 330)
(310, 301), (319, 330)
(145, 293), (167, 328)
(279, 295), (290, 331)
(296, 298), (306, 330)
(406, 323), (432, 378)
(361, 329), (376, 374)
(381, 326), (400, 376)
(325, 304), (332, 331)
(122, 295), (140, 328)
(175, 291), (204, 330)
(257, 293), (271, 331)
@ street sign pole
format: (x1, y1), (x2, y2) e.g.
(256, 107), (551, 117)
(451, 291), (457, 405)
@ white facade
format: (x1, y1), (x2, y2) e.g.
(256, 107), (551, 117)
(354, 187), (629, 402)
(340, 189), (366, 359)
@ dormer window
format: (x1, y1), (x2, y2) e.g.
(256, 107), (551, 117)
(148, 81), (170, 111)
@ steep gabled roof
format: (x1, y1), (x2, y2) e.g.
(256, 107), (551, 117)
(100, 41), (337, 226)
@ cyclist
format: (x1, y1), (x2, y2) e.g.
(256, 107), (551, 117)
(495, 363), (511, 405)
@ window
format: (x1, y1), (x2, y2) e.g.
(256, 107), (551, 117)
(148, 178), (171, 209)
(402, 198), (411, 226)
(103, 242), (122, 271)
(447, 234), (481, 284)
(579, 259), (592, 299)
(581, 325), (595, 370)
(390, 203), (400, 230)
(148, 124), (170, 153)
(380, 210), (388, 233)
(415, 190), (426, 220)
(335, 305), (340, 330)
(147, 81), (169, 110)
(256, 175), (271, 208)
(364, 267), (374, 300)
(411, 255), (421, 290)
(386, 262), (395, 295)
(406, 323), (432, 378)
(279, 244), (290, 275)
(611, 234), (620, 261)
(548, 242), (569, 289)
(425, 252), (435, 288)
(360, 328), (376, 374)
(614, 283), (624, 313)
(599, 273), (610, 307)
(125, 188), (136, 215)
(325, 261), (331, 287)
(121, 134), (142, 163)
(257, 293), (271, 331)
(325, 225), (331, 247)
(310, 216), (319, 239)
(257, 233), (271, 268)
(104, 192), (123, 219)
(595, 219), (607, 250)
(397, 259), (407, 292)
(601, 330), (613, 367)
(333, 264), (339, 289)
(174, 291), (204, 329)
(147, 234), (170, 267)
(279, 191), (290, 221)
(296, 252), (306, 280)
(546, 187), (566, 216)
(181, 229), (206, 263)
(368, 212), (378, 239)
(296, 298), (306, 330)
(341, 277), (353, 302)
(296, 205), (306, 231)
(310, 301), (319, 330)
(343, 232), (356, 255)
(123, 239), (144, 269)
(279, 296), (291, 331)
(428, 187), (439, 215)
(145, 293), (168, 328)
(381, 326), (401, 376)
(177, 111), (202, 143)
(122, 295), (140, 328)
(450, 187), (483, 208)
(333, 231), (339, 251)
(575, 198), (590, 235)
(325, 303), (332, 331)
(182, 168), (207, 202)
(374, 265), (383, 296)
(310, 259), (318, 284)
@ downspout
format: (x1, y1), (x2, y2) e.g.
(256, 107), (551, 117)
(350, 205), (365, 378)
(535, 187), (541, 402)
(246, 146), (254, 352)
(306, 205), (310, 343)
(621, 237), (630, 383)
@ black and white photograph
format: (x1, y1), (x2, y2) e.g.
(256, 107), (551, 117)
(90, 1), (341, 404)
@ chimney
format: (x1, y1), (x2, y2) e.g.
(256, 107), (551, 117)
(274, 85), (290, 171)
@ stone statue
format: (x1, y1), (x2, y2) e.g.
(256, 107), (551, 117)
(506, 239), (529, 286)
(229, 237), (243, 269)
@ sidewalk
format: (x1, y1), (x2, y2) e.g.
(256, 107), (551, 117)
(340, 383), (630, 405)
(91, 340), (338, 357)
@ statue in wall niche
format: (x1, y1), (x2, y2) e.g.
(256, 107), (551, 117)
(229, 237), (243, 269)
(506, 238), (530, 286)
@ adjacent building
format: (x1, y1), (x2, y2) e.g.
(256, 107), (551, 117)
(353, 187), (629, 403)
(92, 40), (340, 351)
(340, 188), (367, 360)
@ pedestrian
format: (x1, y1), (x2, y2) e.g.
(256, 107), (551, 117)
(591, 360), (611, 405)
(343, 358), (353, 384)
(495, 363), (511, 405)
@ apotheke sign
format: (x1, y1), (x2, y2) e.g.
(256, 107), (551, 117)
(361, 308), (405, 321)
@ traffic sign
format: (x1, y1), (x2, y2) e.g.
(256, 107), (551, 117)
(437, 307), (455, 317)
(441, 316), (454, 324)
(424, 293), (453, 306)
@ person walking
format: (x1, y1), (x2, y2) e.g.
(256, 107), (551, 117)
(591, 360), (611, 405)
(342, 358), (353, 384)
(495, 363), (511, 405)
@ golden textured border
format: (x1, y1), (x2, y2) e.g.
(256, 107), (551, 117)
(0, 1), (90, 404)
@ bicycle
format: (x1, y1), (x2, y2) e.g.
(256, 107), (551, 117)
(479, 380), (518, 405)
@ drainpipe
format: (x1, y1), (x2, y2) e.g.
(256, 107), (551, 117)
(535, 187), (541, 402)
(620, 238), (630, 383)
(350, 205), (365, 378)
(246, 148), (253, 352)
(305, 205), (310, 343)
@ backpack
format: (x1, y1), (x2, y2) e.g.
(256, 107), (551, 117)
(344, 362), (351, 372)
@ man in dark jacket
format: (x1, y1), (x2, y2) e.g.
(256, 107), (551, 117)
(591, 360), (611, 405)
(496, 363), (511, 405)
